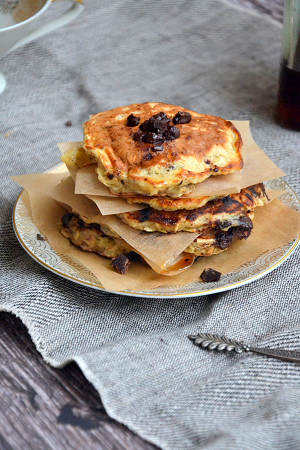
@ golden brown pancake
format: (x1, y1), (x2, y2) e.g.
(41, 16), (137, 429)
(126, 193), (219, 210)
(125, 183), (267, 210)
(118, 184), (267, 233)
(83, 102), (243, 196)
(59, 213), (252, 262)
(61, 145), (96, 171)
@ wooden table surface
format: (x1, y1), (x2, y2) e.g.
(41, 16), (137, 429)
(2, 1), (283, 449)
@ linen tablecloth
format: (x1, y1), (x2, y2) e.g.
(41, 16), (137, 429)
(1, 1), (300, 449)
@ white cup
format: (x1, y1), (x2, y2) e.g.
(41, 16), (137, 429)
(0, 0), (83, 93)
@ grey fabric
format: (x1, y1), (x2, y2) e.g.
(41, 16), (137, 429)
(1, 1), (300, 449)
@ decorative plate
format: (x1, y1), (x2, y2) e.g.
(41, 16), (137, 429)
(13, 169), (300, 298)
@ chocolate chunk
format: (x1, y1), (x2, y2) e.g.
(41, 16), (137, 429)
(216, 231), (234, 249)
(127, 114), (140, 127)
(200, 268), (222, 282)
(235, 227), (251, 240)
(173, 111), (192, 124)
(65, 120), (72, 127)
(238, 216), (253, 231)
(127, 251), (144, 262)
(152, 144), (164, 152)
(133, 130), (143, 141)
(108, 173), (114, 179)
(61, 212), (74, 228)
(152, 118), (170, 133)
(142, 132), (164, 144)
(164, 125), (180, 140)
(111, 254), (131, 275)
(219, 220), (232, 229)
(138, 208), (152, 223)
(214, 168), (219, 172)
(134, 111), (182, 145)
(141, 117), (170, 134)
(143, 152), (153, 160)
(152, 111), (168, 121)
(36, 234), (45, 241)
(139, 120), (150, 132)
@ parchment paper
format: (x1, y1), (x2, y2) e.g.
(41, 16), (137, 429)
(47, 177), (200, 269)
(12, 172), (300, 292)
(48, 176), (290, 270)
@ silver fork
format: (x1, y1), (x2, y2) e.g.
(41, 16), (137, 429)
(188, 333), (300, 363)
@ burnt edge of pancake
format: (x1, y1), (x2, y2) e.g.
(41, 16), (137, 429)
(119, 183), (264, 232)
(123, 197), (244, 227)
(59, 213), (141, 274)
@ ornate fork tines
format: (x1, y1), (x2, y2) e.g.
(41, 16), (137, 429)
(188, 333), (249, 354)
(188, 333), (300, 363)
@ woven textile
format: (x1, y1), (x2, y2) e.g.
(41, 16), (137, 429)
(1, 1), (300, 449)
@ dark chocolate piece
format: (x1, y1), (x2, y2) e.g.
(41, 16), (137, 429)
(61, 212), (74, 228)
(135, 111), (182, 145)
(173, 111), (192, 124)
(111, 254), (131, 275)
(200, 268), (222, 282)
(142, 132), (164, 144)
(133, 130), (143, 141)
(143, 152), (153, 161)
(152, 111), (168, 121)
(127, 251), (144, 262)
(238, 216), (253, 231)
(127, 114), (140, 127)
(164, 125), (180, 140)
(65, 120), (72, 127)
(152, 145), (164, 152)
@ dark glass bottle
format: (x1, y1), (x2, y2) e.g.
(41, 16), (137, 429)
(277, 59), (300, 129)
(277, 1), (300, 130)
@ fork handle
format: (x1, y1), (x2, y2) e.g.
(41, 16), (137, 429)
(249, 347), (300, 363)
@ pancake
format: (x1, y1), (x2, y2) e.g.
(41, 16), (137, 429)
(126, 183), (267, 211)
(59, 213), (252, 263)
(82, 102), (243, 197)
(118, 184), (267, 233)
(126, 193), (219, 211)
(61, 144), (96, 170)
(58, 213), (131, 259)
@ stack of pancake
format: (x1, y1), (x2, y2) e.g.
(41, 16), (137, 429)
(59, 102), (268, 274)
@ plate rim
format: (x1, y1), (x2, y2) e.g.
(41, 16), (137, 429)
(13, 174), (300, 299)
